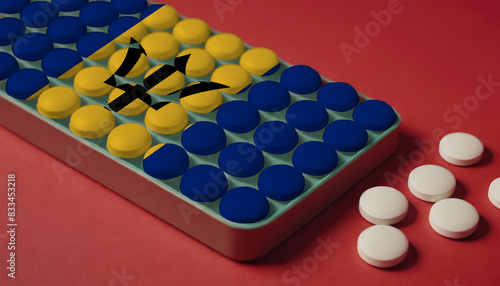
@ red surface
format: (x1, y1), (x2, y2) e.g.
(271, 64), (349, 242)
(1, 0), (500, 285)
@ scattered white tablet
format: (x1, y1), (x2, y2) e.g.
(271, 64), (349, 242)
(408, 164), (456, 202)
(429, 198), (479, 239)
(439, 132), (484, 166)
(488, 177), (500, 209)
(359, 186), (408, 225)
(357, 225), (409, 268)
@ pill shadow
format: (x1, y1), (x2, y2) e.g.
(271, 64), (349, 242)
(461, 216), (489, 242)
(450, 180), (466, 199)
(384, 244), (418, 271)
(393, 202), (417, 228)
(472, 146), (492, 167)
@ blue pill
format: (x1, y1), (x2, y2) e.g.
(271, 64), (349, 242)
(323, 120), (368, 153)
(20, 2), (59, 28)
(352, 100), (397, 131)
(12, 33), (54, 61)
(41, 49), (83, 78)
(108, 16), (141, 40)
(181, 121), (227, 155)
(0, 0), (30, 14)
(248, 81), (290, 112)
(219, 187), (270, 223)
(292, 141), (338, 176)
(280, 65), (322, 94)
(258, 165), (305, 201)
(80, 1), (119, 27)
(180, 165), (228, 202)
(47, 17), (87, 44)
(76, 32), (114, 58)
(0, 18), (25, 46)
(111, 0), (148, 15)
(0, 53), (19, 81)
(216, 101), (260, 133)
(52, 0), (89, 12)
(6, 69), (49, 100)
(218, 142), (265, 178)
(286, 100), (329, 132)
(142, 144), (189, 180)
(254, 121), (298, 154)
(317, 82), (359, 112)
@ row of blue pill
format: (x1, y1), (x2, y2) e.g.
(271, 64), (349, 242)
(0, 0), (151, 15)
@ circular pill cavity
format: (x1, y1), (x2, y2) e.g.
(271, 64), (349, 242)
(429, 198), (479, 239)
(107, 123), (152, 158)
(353, 100), (396, 131)
(172, 18), (211, 45)
(216, 101), (260, 133)
(77, 32), (116, 60)
(6, 69), (49, 100)
(12, 33), (53, 61)
(0, 52), (19, 81)
(180, 85), (222, 113)
(439, 132), (484, 166)
(141, 4), (179, 30)
(280, 65), (322, 95)
(80, 1), (118, 27)
(219, 187), (270, 223)
(47, 16), (87, 44)
(239, 47), (280, 76)
(181, 121), (227, 155)
(292, 141), (338, 176)
(286, 100), (329, 132)
(21, 2), (59, 28)
(69, 105), (115, 139)
(144, 65), (185, 96)
(254, 121), (298, 154)
(218, 142), (265, 178)
(37, 86), (81, 119)
(74, 66), (114, 97)
(108, 48), (149, 78)
(488, 178), (500, 209)
(143, 143), (189, 180)
(141, 31), (179, 60)
(357, 225), (409, 268)
(258, 165), (305, 201)
(205, 33), (245, 61)
(145, 102), (188, 135)
(408, 164), (456, 202)
(108, 16), (147, 44)
(178, 47), (216, 77)
(0, 0), (30, 14)
(180, 165), (228, 202)
(52, 0), (88, 12)
(317, 82), (359, 112)
(42, 48), (83, 79)
(211, 64), (252, 94)
(108, 85), (150, 116)
(248, 81), (290, 112)
(111, 0), (147, 14)
(0, 18), (25, 46)
(359, 186), (408, 225)
(323, 120), (368, 152)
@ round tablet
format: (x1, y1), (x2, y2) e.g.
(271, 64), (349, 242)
(141, 4), (179, 30)
(172, 18), (211, 45)
(219, 187), (270, 223)
(144, 102), (188, 134)
(77, 32), (116, 60)
(353, 100), (397, 132)
(280, 65), (322, 95)
(144, 65), (185, 95)
(108, 85), (150, 116)
(108, 16), (147, 44)
(181, 121), (226, 155)
(408, 165), (456, 202)
(47, 16), (87, 44)
(216, 101), (260, 133)
(317, 82), (359, 112)
(439, 132), (484, 166)
(41, 48), (84, 79)
(258, 165), (305, 201)
(52, 0), (88, 12)
(12, 33), (53, 61)
(323, 120), (368, 152)
(6, 69), (49, 100)
(74, 66), (114, 97)
(286, 100), (329, 132)
(488, 178), (500, 209)
(69, 105), (115, 139)
(180, 86), (222, 114)
(210, 64), (252, 94)
(359, 186), (408, 225)
(0, 18), (25, 46)
(107, 123), (152, 158)
(239, 47), (280, 76)
(79, 1), (118, 27)
(248, 81), (290, 112)
(205, 33), (245, 61)
(218, 142), (265, 178)
(254, 121), (298, 154)
(178, 47), (216, 77)
(180, 165), (228, 202)
(143, 143), (189, 180)
(357, 225), (409, 268)
(21, 2), (59, 28)
(37, 86), (81, 119)
(111, 0), (147, 14)
(0, 52), (19, 81)
(141, 31), (179, 60)
(0, 0), (30, 14)
(108, 48), (149, 78)
(292, 141), (338, 176)
(429, 198), (479, 239)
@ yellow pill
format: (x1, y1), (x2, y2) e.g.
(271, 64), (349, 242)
(144, 65), (185, 95)
(108, 48), (150, 78)
(108, 85), (150, 116)
(172, 18), (211, 45)
(239, 47), (280, 76)
(210, 64), (252, 94)
(205, 33), (245, 60)
(141, 31), (179, 60)
(178, 47), (215, 77)
(107, 123), (152, 158)
(142, 4), (179, 30)
(145, 102), (188, 134)
(114, 21), (148, 44)
(70, 105), (115, 139)
(37, 86), (81, 119)
(59, 61), (84, 80)
(74, 66), (114, 97)
(180, 83), (223, 113)
(25, 84), (50, 101)
(88, 40), (116, 61)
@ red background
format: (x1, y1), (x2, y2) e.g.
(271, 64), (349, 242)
(1, 0), (500, 285)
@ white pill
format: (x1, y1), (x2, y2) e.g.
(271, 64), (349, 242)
(429, 198), (479, 239)
(488, 177), (500, 209)
(359, 186), (408, 225)
(408, 164), (455, 202)
(439, 132), (484, 166)
(357, 225), (409, 268)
